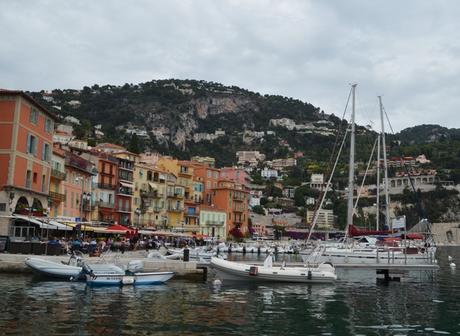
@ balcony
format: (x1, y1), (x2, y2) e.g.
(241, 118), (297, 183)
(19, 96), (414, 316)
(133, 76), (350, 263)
(51, 169), (66, 180)
(167, 206), (184, 212)
(97, 201), (115, 209)
(233, 194), (245, 201)
(205, 221), (225, 226)
(153, 206), (163, 212)
(49, 191), (66, 202)
(116, 206), (131, 213)
(141, 190), (160, 198)
(98, 183), (116, 190)
(117, 187), (133, 196)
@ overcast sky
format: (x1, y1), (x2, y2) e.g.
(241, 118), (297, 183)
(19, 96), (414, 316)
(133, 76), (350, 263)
(1, 0), (459, 131)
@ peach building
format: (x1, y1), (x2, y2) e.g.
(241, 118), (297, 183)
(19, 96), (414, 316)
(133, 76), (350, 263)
(49, 145), (66, 217)
(193, 163), (220, 205)
(219, 167), (250, 186)
(212, 179), (249, 238)
(0, 90), (56, 236)
(62, 151), (95, 221)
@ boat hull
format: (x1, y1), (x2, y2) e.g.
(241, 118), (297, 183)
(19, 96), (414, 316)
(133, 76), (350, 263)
(86, 272), (175, 286)
(210, 257), (336, 283)
(25, 257), (82, 279)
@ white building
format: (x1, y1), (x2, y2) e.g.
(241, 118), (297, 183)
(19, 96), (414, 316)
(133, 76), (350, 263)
(199, 206), (227, 240)
(63, 115), (80, 125)
(261, 167), (279, 179)
(306, 209), (335, 230)
(236, 151), (266, 166)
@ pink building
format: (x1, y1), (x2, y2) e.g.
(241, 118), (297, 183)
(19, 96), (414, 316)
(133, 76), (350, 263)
(219, 167), (250, 186)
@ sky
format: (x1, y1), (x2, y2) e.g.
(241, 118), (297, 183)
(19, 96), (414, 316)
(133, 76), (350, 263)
(1, 0), (460, 132)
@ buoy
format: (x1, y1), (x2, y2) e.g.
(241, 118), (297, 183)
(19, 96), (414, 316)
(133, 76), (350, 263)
(450, 262), (456, 268)
(213, 279), (222, 286)
(448, 256), (453, 262)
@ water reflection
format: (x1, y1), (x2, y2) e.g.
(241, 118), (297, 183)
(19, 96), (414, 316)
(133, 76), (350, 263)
(0, 247), (459, 335)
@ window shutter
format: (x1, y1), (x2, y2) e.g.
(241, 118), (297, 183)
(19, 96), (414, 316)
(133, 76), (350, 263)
(33, 138), (37, 156)
(42, 144), (46, 161)
(27, 134), (31, 153)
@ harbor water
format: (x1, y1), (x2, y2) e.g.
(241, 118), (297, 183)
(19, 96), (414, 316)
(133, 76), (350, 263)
(1, 246), (459, 335)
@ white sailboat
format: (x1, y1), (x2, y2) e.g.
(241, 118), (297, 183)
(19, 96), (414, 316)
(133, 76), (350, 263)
(306, 86), (437, 266)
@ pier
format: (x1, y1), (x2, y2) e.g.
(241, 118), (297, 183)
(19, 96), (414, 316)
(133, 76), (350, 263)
(0, 253), (206, 281)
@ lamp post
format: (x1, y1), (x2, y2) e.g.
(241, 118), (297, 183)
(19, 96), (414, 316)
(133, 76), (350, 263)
(135, 208), (141, 227)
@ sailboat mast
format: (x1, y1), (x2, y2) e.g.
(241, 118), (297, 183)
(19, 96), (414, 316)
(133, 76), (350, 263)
(376, 134), (381, 230)
(378, 96), (391, 231)
(347, 84), (357, 230)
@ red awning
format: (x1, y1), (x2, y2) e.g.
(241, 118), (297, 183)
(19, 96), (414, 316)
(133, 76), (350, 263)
(106, 224), (130, 232)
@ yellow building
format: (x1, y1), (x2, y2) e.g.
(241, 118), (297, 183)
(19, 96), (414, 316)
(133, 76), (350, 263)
(133, 163), (169, 228)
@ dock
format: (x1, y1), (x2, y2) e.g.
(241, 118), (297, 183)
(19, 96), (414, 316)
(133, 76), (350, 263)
(0, 253), (206, 280)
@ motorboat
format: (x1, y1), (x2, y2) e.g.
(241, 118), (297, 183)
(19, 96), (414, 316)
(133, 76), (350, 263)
(81, 261), (174, 286)
(25, 257), (83, 279)
(24, 256), (127, 280)
(210, 255), (337, 283)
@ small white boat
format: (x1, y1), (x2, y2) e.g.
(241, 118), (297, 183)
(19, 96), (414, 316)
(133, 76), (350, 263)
(25, 257), (82, 279)
(210, 256), (337, 283)
(83, 263), (174, 286)
(24, 257), (127, 280)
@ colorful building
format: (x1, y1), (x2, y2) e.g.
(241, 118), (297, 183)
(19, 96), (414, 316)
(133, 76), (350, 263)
(212, 179), (249, 238)
(49, 145), (66, 217)
(91, 151), (118, 223)
(192, 163), (220, 206)
(0, 90), (56, 236)
(113, 151), (136, 226)
(199, 205), (227, 240)
(219, 167), (250, 186)
(62, 151), (95, 220)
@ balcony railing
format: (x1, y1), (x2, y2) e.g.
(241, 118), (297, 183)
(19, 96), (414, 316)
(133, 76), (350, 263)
(167, 206), (184, 212)
(233, 194), (245, 201)
(97, 201), (115, 208)
(98, 183), (116, 190)
(49, 191), (66, 202)
(116, 206), (131, 213)
(117, 187), (133, 196)
(51, 169), (66, 180)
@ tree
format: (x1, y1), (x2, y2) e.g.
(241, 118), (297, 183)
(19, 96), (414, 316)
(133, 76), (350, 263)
(252, 205), (265, 215)
(128, 134), (141, 154)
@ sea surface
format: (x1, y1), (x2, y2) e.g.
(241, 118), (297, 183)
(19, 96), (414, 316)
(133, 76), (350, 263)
(1, 247), (459, 335)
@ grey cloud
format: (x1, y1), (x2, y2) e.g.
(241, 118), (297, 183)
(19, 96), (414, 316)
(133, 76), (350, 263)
(1, 0), (459, 131)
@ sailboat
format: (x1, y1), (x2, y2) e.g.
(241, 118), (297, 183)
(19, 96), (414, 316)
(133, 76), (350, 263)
(306, 86), (437, 266)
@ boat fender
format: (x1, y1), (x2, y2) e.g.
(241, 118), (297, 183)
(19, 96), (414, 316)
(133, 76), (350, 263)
(307, 270), (312, 280)
(249, 266), (258, 276)
(122, 276), (135, 285)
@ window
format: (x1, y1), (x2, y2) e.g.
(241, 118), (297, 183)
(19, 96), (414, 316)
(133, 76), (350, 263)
(45, 119), (53, 133)
(0, 203), (6, 212)
(33, 172), (37, 184)
(42, 143), (50, 162)
(25, 170), (32, 188)
(29, 108), (38, 124)
(27, 134), (37, 156)
(41, 174), (46, 193)
(214, 171), (218, 179)
(207, 170), (211, 178)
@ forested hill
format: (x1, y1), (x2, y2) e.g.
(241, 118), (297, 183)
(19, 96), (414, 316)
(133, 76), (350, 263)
(27, 80), (459, 171)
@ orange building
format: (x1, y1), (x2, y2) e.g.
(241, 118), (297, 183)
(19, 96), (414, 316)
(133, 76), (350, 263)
(192, 163), (220, 205)
(212, 179), (249, 238)
(91, 151), (118, 223)
(0, 90), (56, 236)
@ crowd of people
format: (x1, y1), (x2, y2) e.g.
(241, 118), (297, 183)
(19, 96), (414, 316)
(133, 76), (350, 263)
(46, 234), (211, 256)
